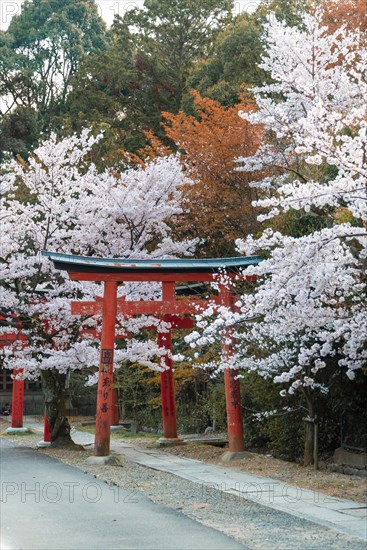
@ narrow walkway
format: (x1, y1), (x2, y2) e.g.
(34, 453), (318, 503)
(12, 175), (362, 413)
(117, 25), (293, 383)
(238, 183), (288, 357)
(71, 427), (367, 542)
(119, 446), (367, 541)
(13, 417), (367, 543)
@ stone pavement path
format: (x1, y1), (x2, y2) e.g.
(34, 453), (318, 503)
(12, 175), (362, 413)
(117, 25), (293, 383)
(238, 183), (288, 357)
(68, 427), (367, 543)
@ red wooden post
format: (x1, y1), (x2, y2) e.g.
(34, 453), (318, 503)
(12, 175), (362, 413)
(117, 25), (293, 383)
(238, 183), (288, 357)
(36, 406), (52, 447)
(158, 327), (178, 439)
(111, 372), (120, 426)
(158, 282), (178, 439)
(11, 367), (24, 428)
(95, 280), (118, 456)
(44, 407), (51, 443)
(220, 284), (245, 453)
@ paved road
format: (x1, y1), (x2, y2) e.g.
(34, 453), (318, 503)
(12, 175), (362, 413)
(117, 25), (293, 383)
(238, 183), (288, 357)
(0, 439), (246, 550)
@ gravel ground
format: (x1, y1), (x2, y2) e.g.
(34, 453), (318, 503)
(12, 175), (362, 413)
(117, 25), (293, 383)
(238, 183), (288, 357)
(1, 430), (366, 550)
(75, 421), (367, 503)
(159, 440), (367, 503)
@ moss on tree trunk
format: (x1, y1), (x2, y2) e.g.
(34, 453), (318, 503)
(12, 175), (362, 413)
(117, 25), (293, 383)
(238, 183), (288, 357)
(41, 370), (81, 449)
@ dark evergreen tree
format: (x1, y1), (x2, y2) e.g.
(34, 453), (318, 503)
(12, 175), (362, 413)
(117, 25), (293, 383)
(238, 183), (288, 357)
(59, 0), (234, 160)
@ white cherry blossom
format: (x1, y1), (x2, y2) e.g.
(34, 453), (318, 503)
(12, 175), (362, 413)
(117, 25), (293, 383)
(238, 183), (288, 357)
(0, 129), (196, 382)
(188, 9), (366, 398)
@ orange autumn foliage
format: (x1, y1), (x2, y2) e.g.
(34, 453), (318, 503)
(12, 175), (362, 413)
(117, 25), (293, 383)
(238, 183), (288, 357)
(321, 0), (367, 34)
(161, 91), (264, 256)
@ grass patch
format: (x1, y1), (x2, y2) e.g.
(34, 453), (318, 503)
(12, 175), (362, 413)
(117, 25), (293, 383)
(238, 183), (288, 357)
(75, 424), (159, 440)
(74, 424), (96, 434)
(112, 431), (159, 440)
(1, 428), (35, 436)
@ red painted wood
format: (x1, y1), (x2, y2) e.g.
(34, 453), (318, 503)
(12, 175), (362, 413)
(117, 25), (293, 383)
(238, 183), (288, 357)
(72, 301), (99, 315)
(162, 281), (176, 301)
(224, 368), (244, 452)
(111, 373), (120, 426)
(72, 299), (205, 316)
(77, 316), (194, 335)
(161, 316), (194, 330)
(220, 285), (245, 453)
(0, 333), (18, 344)
(0, 334), (27, 430)
(158, 319), (177, 439)
(68, 271), (244, 283)
(44, 407), (51, 443)
(11, 368), (24, 428)
(94, 281), (118, 456)
(0, 333), (28, 345)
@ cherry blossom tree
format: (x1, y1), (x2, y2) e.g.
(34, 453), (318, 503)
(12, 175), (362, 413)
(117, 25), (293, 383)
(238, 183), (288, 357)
(186, 8), (366, 465)
(0, 128), (195, 443)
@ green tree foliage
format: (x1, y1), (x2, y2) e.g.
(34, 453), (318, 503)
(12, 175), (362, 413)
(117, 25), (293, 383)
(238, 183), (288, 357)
(3, 0), (107, 112)
(60, 0), (234, 159)
(187, 0), (309, 106)
(187, 13), (265, 106)
(0, 106), (40, 162)
(122, 0), (233, 112)
(256, 0), (309, 26)
(0, 0), (107, 158)
(59, 23), (145, 162)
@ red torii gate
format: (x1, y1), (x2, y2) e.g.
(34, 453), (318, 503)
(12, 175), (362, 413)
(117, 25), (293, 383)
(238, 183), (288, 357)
(79, 310), (194, 431)
(0, 332), (28, 433)
(43, 252), (261, 459)
(0, 313), (106, 444)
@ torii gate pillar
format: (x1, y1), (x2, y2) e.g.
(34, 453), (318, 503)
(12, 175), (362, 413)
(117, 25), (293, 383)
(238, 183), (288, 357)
(94, 281), (118, 457)
(158, 284), (178, 441)
(2, 332), (30, 435)
(6, 368), (29, 434)
(10, 368), (24, 428)
(158, 328), (177, 439)
(37, 406), (52, 447)
(220, 284), (246, 459)
(111, 373), (120, 427)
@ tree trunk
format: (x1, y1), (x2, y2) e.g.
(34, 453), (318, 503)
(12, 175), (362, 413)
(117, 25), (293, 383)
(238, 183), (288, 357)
(304, 418), (314, 466)
(313, 419), (319, 470)
(303, 391), (316, 467)
(41, 370), (80, 449)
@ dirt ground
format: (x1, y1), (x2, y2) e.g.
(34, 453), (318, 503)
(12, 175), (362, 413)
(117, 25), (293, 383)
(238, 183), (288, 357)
(1, 416), (366, 504)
